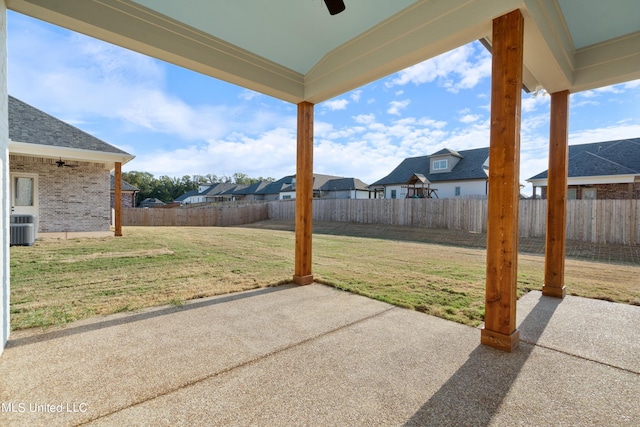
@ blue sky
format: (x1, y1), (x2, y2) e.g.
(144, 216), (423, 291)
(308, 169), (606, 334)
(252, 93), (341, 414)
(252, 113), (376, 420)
(7, 11), (640, 195)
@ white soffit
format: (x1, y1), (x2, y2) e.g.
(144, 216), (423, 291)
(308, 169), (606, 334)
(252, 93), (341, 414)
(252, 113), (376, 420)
(131, 0), (417, 75)
(6, 0), (640, 102)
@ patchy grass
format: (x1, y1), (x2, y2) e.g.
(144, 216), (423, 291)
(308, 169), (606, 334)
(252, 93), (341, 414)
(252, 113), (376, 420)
(10, 221), (640, 330)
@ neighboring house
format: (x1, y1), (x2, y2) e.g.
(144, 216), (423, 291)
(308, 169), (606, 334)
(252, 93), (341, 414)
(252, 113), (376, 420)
(110, 175), (139, 208)
(139, 198), (166, 208)
(253, 174), (369, 200)
(232, 181), (273, 201)
(175, 189), (201, 205)
(311, 176), (370, 199)
(255, 176), (296, 201)
(8, 96), (134, 236)
(201, 183), (243, 202)
(528, 138), (640, 200)
(370, 147), (490, 199)
(175, 174), (370, 202)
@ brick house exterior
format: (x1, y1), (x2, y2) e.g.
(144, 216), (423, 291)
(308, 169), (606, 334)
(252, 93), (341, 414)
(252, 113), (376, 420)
(528, 138), (640, 200)
(8, 96), (134, 235)
(539, 182), (640, 200)
(110, 175), (138, 208)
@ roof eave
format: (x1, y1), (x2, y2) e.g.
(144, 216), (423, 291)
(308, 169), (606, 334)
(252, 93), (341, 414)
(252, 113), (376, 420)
(529, 174), (639, 186)
(9, 140), (135, 169)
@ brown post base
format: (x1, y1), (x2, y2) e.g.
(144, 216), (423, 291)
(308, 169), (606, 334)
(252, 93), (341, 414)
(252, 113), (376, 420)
(542, 285), (566, 298)
(292, 275), (314, 285)
(481, 328), (520, 352)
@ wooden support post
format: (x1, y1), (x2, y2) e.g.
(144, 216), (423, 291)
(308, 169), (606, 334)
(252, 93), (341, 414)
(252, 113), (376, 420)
(543, 91), (569, 298)
(114, 162), (123, 237)
(481, 9), (524, 352)
(293, 102), (314, 285)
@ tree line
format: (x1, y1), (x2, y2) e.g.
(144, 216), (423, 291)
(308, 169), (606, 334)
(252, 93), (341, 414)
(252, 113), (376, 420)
(122, 172), (275, 206)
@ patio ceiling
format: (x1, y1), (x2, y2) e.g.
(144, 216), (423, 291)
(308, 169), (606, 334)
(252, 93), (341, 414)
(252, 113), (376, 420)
(7, 0), (640, 103)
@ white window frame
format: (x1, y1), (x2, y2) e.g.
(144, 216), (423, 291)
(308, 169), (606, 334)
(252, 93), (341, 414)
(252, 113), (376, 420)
(432, 159), (448, 171)
(10, 173), (39, 211)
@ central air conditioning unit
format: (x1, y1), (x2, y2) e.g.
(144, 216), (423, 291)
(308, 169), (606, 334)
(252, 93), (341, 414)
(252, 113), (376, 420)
(10, 224), (35, 246)
(10, 214), (37, 246)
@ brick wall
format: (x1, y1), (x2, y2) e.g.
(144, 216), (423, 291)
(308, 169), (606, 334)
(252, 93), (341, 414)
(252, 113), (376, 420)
(10, 155), (110, 232)
(540, 183), (639, 199)
(110, 191), (136, 208)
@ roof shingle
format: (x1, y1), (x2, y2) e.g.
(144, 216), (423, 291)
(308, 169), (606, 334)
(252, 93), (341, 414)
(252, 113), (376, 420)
(528, 138), (640, 180)
(8, 95), (131, 156)
(371, 147), (489, 186)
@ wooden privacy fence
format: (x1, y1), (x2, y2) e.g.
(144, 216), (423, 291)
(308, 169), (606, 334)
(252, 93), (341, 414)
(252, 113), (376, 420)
(123, 198), (639, 245)
(269, 198), (640, 245)
(123, 203), (269, 227)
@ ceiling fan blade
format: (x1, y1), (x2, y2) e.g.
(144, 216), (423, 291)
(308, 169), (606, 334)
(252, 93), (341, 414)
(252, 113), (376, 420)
(324, 0), (346, 15)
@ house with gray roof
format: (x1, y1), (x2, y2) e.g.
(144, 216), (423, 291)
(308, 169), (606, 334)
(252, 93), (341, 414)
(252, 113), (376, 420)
(269, 173), (370, 200)
(527, 138), (640, 200)
(176, 174), (370, 203)
(110, 174), (139, 208)
(370, 147), (490, 199)
(8, 95), (135, 236)
(174, 189), (201, 204)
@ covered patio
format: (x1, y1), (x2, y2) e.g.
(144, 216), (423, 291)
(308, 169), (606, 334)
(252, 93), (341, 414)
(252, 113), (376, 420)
(1, 0), (639, 356)
(0, 284), (638, 425)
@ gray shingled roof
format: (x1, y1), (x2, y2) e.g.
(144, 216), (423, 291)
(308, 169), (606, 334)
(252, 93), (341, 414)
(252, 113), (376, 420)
(232, 181), (272, 196)
(371, 147), (489, 186)
(202, 183), (240, 196)
(110, 175), (139, 192)
(8, 95), (131, 155)
(528, 138), (640, 180)
(431, 148), (462, 158)
(279, 174), (347, 193)
(318, 177), (369, 191)
(256, 176), (295, 195)
(174, 189), (200, 202)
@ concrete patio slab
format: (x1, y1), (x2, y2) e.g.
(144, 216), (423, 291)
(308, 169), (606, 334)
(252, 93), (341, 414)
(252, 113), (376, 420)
(517, 290), (640, 373)
(1, 284), (638, 426)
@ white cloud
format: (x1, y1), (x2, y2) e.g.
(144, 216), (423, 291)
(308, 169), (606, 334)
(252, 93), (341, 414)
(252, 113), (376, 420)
(353, 114), (376, 125)
(130, 127), (298, 179)
(568, 124), (640, 145)
(459, 114), (480, 123)
(350, 90), (362, 102)
(239, 90), (260, 101)
(322, 98), (349, 111)
(386, 42), (491, 93)
(521, 93), (550, 113)
(623, 79), (640, 89)
(387, 99), (411, 116)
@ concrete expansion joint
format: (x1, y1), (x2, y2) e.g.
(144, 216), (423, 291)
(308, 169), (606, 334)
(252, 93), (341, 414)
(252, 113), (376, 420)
(76, 305), (396, 425)
(520, 339), (640, 376)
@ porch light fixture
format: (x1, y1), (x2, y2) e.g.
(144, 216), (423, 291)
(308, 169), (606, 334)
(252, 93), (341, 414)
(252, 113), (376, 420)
(324, 0), (346, 15)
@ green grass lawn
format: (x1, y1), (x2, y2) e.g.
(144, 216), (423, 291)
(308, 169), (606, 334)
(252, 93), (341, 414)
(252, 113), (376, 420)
(9, 222), (640, 330)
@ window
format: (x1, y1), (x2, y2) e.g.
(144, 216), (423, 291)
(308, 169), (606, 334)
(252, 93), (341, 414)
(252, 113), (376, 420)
(583, 188), (596, 200)
(432, 159), (448, 171)
(455, 186), (461, 196)
(14, 177), (34, 206)
(282, 195), (292, 200)
(391, 189), (397, 199)
(567, 188), (577, 200)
